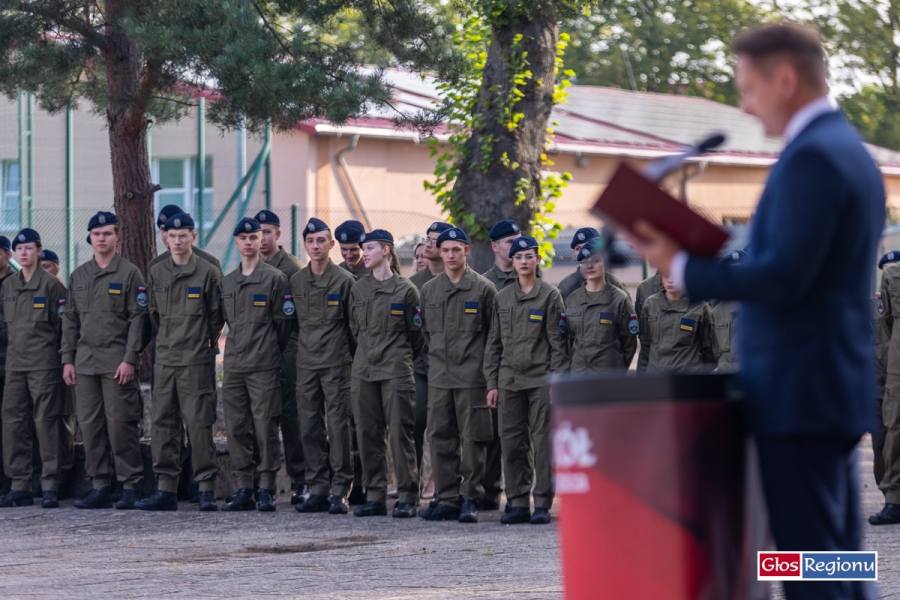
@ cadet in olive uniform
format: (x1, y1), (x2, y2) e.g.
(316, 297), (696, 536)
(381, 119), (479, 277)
(349, 229), (424, 518)
(557, 227), (628, 300)
(0, 229), (67, 508)
(565, 241), (637, 375)
(635, 272), (665, 320)
(255, 209), (308, 505)
(40, 249), (60, 276)
(484, 236), (569, 525)
(418, 227), (497, 523)
(136, 214), (225, 512)
(710, 251), (746, 372)
(291, 219), (357, 515)
(335, 220), (370, 279)
(149, 204), (222, 272)
(638, 275), (715, 373)
(409, 221), (450, 478)
(0, 236), (14, 495)
(62, 212), (148, 510)
(220, 218), (293, 512)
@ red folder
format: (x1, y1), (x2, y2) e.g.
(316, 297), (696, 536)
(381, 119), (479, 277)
(591, 163), (729, 258)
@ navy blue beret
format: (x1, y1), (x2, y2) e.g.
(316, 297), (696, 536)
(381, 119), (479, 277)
(335, 220), (365, 244)
(12, 228), (40, 250)
(508, 235), (538, 258)
(880, 251), (900, 270)
(164, 213), (195, 231)
(88, 211), (118, 231)
(428, 222), (452, 235)
(719, 249), (748, 266)
(39, 249), (59, 264)
(488, 220), (521, 241)
(577, 239), (605, 262)
(359, 229), (394, 246)
(436, 227), (468, 247)
(570, 227), (600, 249)
(157, 204), (184, 228)
(0, 236), (10, 251)
(233, 217), (261, 236)
(303, 218), (330, 239)
(254, 210), (280, 226)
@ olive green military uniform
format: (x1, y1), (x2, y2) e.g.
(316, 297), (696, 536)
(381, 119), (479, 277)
(637, 292), (715, 373)
(2, 268), (67, 493)
(62, 254), (148, 491)
(421, 268), (497, 506)
(410, 267), (441, 475)
(483, 278), (568, 510)
(874, 294), (889, 488)
(711, 300), (739, 371)
(565, 283), (637, 375)
(877, 264), (900, 503)
(265, 247), (306, 490)
(557, 269), (627, 302)
(349, 274), (424, 505)
(338, 259), (369, 496)
(221, 261), (293, 490)
(148, 254), (224, 494)
(481, 265), (517, 291)
(635, 273), (664, 320)
(339, 260), (370, 280)
(290, 260), (356, 498)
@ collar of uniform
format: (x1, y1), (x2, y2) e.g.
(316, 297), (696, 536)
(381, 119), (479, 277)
(660, 295), (691, 313)
(440, 267), (476, 293)
(168, 252), (198, 278)
(580, 282), (615, 306)
(235, 261), (266, 284)
(265, 246), (285, 268)
(515, 277), (544, 301)
(491, 264), (516, 280)
(89, 252), (122, 276)
(19, 265), (46, 290)
(306, 259), (336, 286)
(370, 273), (399, 293)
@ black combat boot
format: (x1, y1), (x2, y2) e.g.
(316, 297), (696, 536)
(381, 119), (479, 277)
(74, 487), (113, 509)
(222, 488), (256, 512)
(459, 498), (478, 523)
(0, 490), (34, 507)
(290, 483), (310, 505)
(328, 496), (349, 515)
(392, 501), (417, 519)
(115, 489), (140, 510)
(41, 491), (59, 508)
(257, 489), (276, 512)
(500, 506), (531, 524)
(353, 501), (387, 517)
(198, 491), (218, 512)
(421, 503), (461, 521)
(134, 490), (178, 511)
(295, 494), (330, 513)
(530, 507), (551, 524)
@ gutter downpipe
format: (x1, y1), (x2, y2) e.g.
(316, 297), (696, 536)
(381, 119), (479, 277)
(335, 135), (372, 231)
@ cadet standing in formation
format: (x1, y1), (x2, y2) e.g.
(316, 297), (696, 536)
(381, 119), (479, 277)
(557, 227), (628, 300)
(634, 271), (664, 320)
(63, 212), (148, 510)
(336, 220), (370, 279)
(484, 236), (568, 525)
(150, 204), (223, 272)
(418, 227), (497, 523)
(0, 236), (14, 495)
(40, 250), (60, 276)
(0, 229), (68, 508)
(565, 241), (637, 375)
(710, 251), (746, 372)
(638, 275), (715, 373)
(137, 214), (224, 512)
(349, 229), (424, 518)
(256, 209), (308, 505)
(290, 218), (356, 515)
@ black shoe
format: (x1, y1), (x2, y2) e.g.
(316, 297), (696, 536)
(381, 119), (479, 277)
(115, 489), (140, 510)
(257, 489), (276, 512)
(530, 507), (551, 524)
(393, 501), (417, 519)
(417, 496), (440, 519)
(295, 493), (330, 513)
(0, 490), (34, 507)
(501, 506), (531, 524)
(459, 498), (478, 523)
(348, 486), (367, 506)
(222, 488), (257, 512)
(869, 503), (900, 525)
(421, 502), (461, 521)
(134, 490), (178, 511)
(190, 483), (200, 504)
(74, 487), (113, 509)
(0, 478), (11, 496)
(476, 497), (501, 511)
(328, 496), (349, 515)
(109, 483), (123, 503)
(353, 501), (387, 517)
(41, 491), (59, 509)
(291, 484), (310, 505)
(199, 491), (218, 512)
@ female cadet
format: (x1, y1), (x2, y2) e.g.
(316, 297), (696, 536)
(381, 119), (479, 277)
(565, 241), (638, 374)
(348, 230), (425, 518)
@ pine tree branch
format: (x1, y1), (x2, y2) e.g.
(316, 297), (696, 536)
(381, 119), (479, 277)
(251, 0), (294, 58)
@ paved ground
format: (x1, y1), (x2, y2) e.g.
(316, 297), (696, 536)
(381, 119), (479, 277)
(0, 435), (896, 600)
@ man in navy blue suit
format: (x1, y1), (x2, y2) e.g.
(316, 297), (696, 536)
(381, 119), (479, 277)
(633, 24), (883, 600)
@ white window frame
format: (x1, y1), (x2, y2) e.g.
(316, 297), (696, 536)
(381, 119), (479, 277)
(152, 157), (213, 228)
(0, 161), (21, 231)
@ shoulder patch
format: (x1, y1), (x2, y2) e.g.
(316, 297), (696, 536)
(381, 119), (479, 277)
(283, 294), (295, 316)
(628, 313), (639, 335)
(558, 312), (567, 335)
(136, 285), (149, 307)
(878, 291), (885, 315)
(58, 297), (66, 317)
(413, 305), (423, 328)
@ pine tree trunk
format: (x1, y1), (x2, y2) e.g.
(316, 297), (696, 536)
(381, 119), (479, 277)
(102, 0), (157, 278)
(455, 17), (559, 273)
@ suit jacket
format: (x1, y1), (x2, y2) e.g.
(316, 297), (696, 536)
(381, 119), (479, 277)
(684, 111), (885, 436)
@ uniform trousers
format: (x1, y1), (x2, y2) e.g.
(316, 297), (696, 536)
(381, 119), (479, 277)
(483, 408), (504, 503)
(351, 376), (418, 505)
(223, 369), (282, 490)
(280, 343), (305, 487)
(151, 363), (219, 493)
(880, 375), (900, 503)
(498, 386), (553, 510)
(297, 365), (353, 498)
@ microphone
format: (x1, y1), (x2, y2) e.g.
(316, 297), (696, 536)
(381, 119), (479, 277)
(643, 133), (726, 183)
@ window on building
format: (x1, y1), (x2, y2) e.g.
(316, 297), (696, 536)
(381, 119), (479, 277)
(0, 161), (21, 230)
(152, 157), (213, 226)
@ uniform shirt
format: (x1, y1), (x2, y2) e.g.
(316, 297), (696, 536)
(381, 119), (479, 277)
(638, 292), (715, 373)
(349, 273), (424, 382)
(339, 260), (370, 280)
(61, 254), (148, 374)
(289, 259), (356, 369)
(484, 278), (569, 391)
(565, 283), (637, 374)
(0, 271), (14, 372)
(711, 300), (739, 370)
(2, 267), (66, 372)
(265, 247), (305, 356)
(421, 268), (497, 389)
(150, 245), (222, 272)
(148, 253), (224, 367)
(635, 273), (664, 320)
(558, 269), (627, 302)
(221, 260), (292, 373)
(481, 265), (517, 291)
